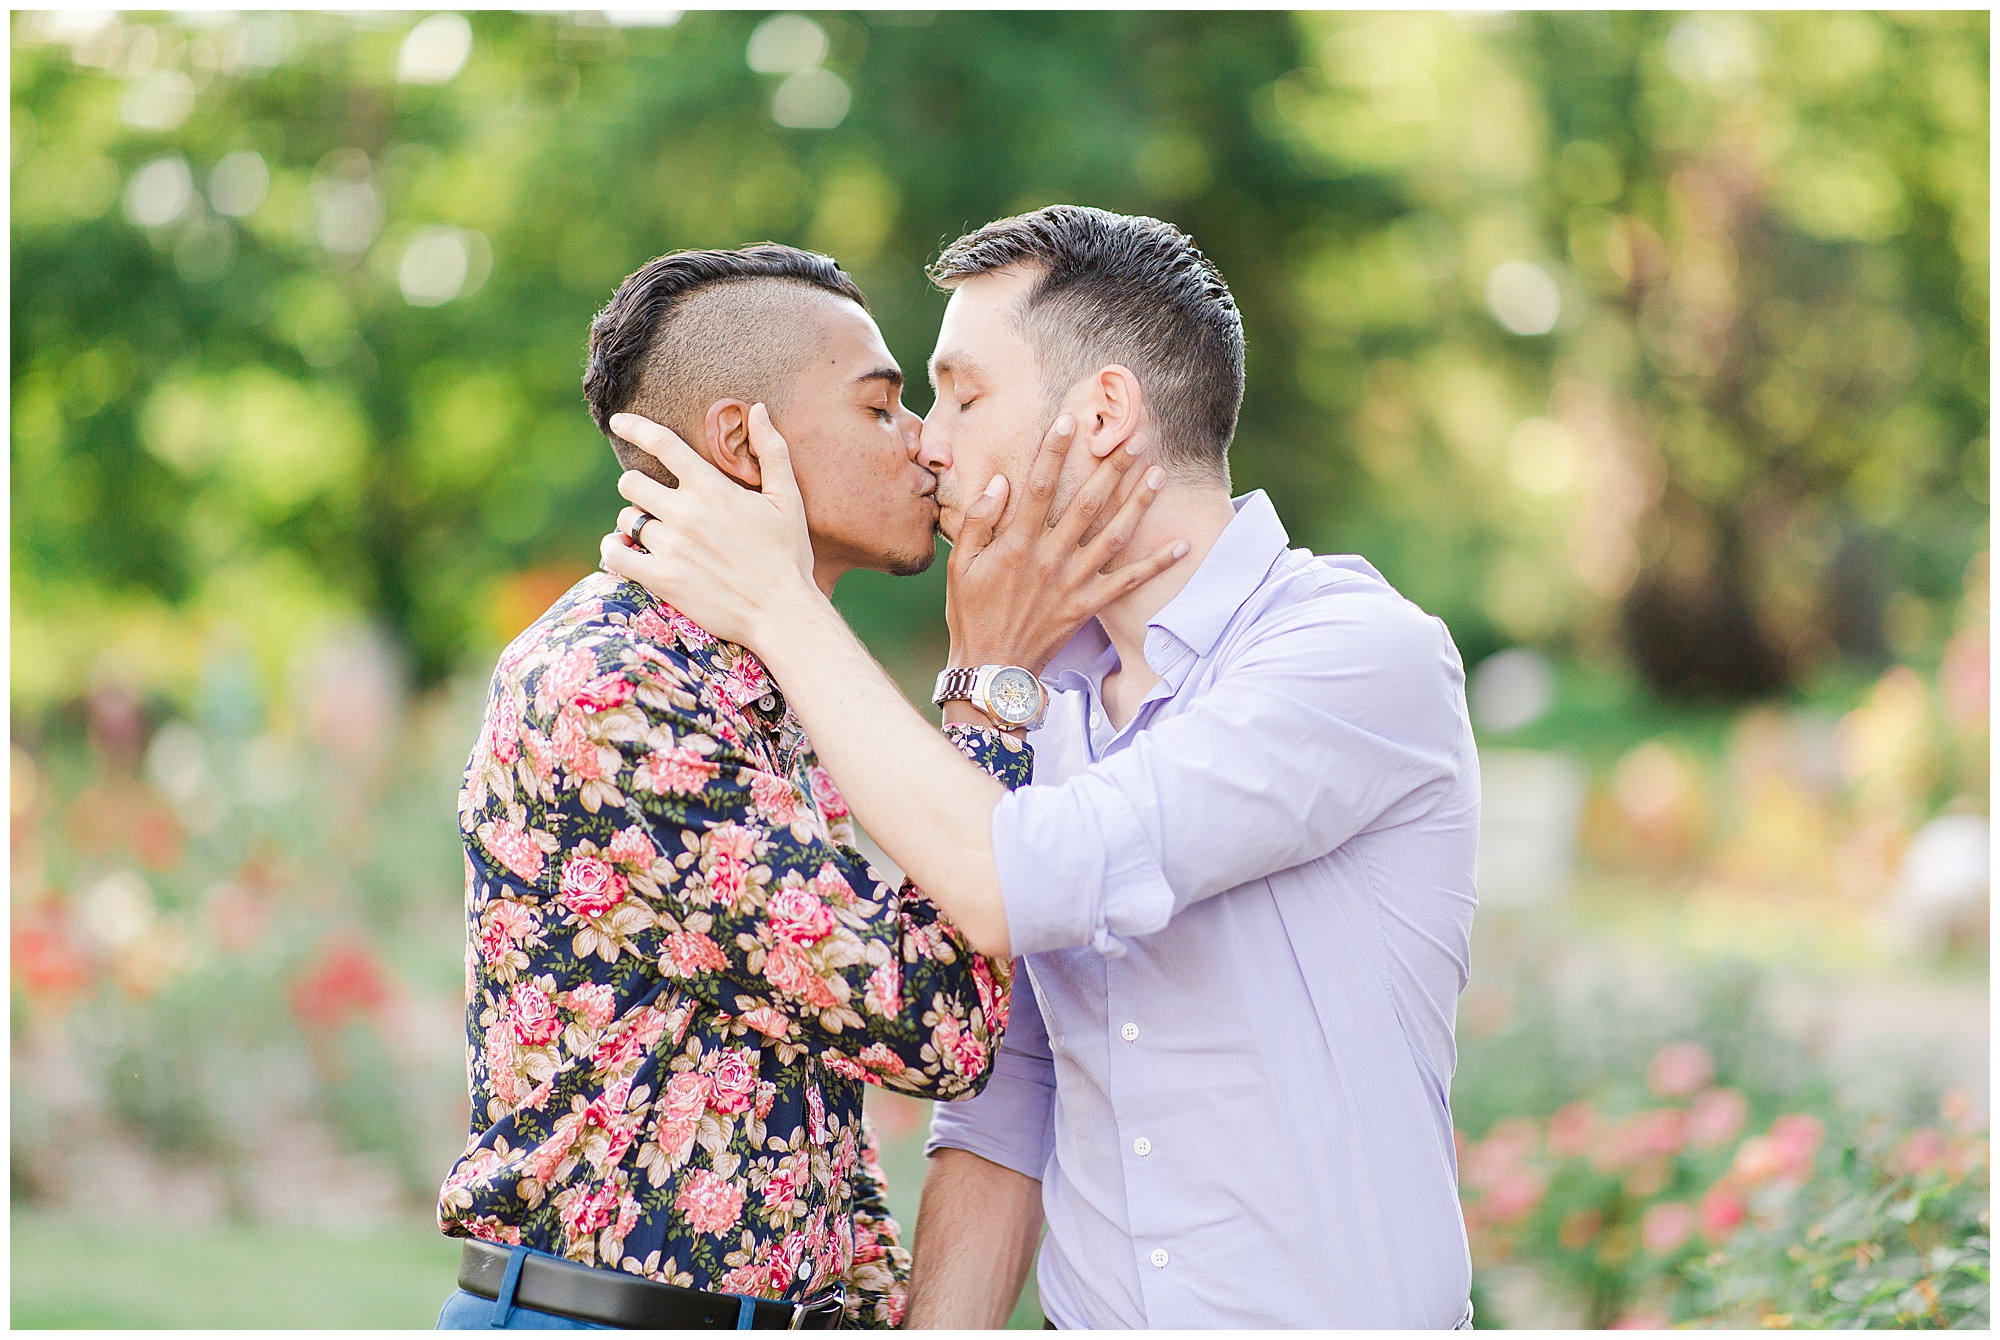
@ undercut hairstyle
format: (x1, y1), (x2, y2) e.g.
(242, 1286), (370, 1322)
(584, 244), (867, 483)
(928, 205), (1244, 478)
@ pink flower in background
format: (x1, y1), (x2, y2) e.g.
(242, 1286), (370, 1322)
(1698, 1181), (1748, 1239)
(1893, 1127), (1949, 1176)
(560, 855), (626, 919)
(1467, 1118), (1539, 1190)
(1647, 1041), (1714, 1099)
(1546, 1101), (1596, 1159)
(1609, 1310), (1668, 1329)
(1484, 1168), (1547, 1225)
(1640, 1201), (1696, 1254)
(1768, 1113), (1824, 1182)
(1686, 1087), (1749, 1149)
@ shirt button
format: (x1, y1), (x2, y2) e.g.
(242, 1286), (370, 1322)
(1149, 1248), (1169, 1269)
(1133, 1136), (1152, 1157)
(1120, 1022), (1140, 1042)
(758, 694), (778, 712)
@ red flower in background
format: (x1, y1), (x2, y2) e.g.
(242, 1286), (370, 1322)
(289, 937), (390, 1032)
(12, 908), (93, 1006)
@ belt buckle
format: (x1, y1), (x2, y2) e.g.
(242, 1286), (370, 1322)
(790, 1283), (845, 1329)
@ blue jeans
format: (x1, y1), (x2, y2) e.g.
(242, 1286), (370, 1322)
(435, 1246), (612, 1330)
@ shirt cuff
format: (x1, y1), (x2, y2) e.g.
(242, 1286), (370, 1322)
(941, 721), (1034, 792)
(993, 772), (1177, 958)
(924, 1045), (1055, 1181)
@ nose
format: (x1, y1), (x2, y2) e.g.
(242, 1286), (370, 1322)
(917, 408), (952, 474)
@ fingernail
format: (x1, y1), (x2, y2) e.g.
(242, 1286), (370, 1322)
(1173, 541), (1190, 558)
(1055, 414), (1075, 435)
(610, 413), (631, 431)
(985, 474), (1006, 497)
(1125, 438), (1144, 455)
(1145, 466), (1165, 489)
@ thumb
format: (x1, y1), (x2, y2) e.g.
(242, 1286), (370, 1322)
(955, 473), (1008, 557)
(747, 403), (800, 509)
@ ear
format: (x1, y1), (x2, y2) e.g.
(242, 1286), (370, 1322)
(1072, 364), (1145, 459)
(702, 399), (764, 489)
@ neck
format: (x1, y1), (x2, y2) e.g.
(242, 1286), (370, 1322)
(812, 552), (849, 599)
(1096, 481), (1238, 677)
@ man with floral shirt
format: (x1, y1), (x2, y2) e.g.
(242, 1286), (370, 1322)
(434, 245), (1086, 1330)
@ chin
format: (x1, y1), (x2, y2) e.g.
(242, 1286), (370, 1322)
(881, 544), (936, 578)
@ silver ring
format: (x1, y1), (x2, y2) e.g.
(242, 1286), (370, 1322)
(621, 509), (653, 547)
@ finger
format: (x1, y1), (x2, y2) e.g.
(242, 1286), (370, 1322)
(1097, 537), (1191, 595)
(608, 412), (712, 492)
(599, 530), (645, 580)
(617, 468), (681, 522)
(952, 473), (1008, 558)
(1082, 464), (1167, 572)
(746, 402), (800, 506)
(1008, 413), (1076, 533)
(1055, 435), (1148, 549)
(616, 506), (651, 547)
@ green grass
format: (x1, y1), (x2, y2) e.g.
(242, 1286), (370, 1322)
(11, 1209), (461, 1329)
(11, 1198), (1047, 1329)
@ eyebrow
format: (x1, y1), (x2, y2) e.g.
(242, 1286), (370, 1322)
(853, 366), (903, 393)
(927, 350), (989, 389)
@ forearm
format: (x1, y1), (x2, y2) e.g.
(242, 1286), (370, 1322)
(905, 1148), (1044, 1329)
(755, 592), (1013, 957)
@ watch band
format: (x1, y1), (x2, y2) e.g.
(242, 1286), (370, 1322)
(932, 666), (980, 707)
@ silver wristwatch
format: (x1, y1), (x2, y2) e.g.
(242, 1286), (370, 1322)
(932, 664), (1048, 729)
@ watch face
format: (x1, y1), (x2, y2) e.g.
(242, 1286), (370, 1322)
(988, 668), (1042, 725)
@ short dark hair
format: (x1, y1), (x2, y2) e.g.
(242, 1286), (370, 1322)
(584, 244), (866, 480)
(928, 205), (1244, 476)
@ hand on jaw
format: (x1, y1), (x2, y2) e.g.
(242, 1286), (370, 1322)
(944, 412), (1190, 687)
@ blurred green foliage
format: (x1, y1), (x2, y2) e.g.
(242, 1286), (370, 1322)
(9, 11), (1988, 712)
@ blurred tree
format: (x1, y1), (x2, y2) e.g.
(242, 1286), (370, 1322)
(10, 11), (1987, 709)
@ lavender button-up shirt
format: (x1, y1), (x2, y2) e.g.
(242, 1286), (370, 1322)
(927, 490), (1479, 1329)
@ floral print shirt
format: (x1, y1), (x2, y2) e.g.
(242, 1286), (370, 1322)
(437, 572), (1027, 1327)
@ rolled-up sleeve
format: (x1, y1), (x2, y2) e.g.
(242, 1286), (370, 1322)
(925, 963), (1056, 1181)
(994, 586), (1464, 959)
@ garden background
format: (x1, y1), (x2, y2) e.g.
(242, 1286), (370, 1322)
(9, 9), (1989, 1329)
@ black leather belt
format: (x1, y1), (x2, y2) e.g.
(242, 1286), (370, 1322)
(458, 1239), (845, 1329)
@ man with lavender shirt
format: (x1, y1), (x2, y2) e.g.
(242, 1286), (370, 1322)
(599, 206), (1479, 1328)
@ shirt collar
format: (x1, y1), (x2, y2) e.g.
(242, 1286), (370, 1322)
(1047, 489), (1290, 681)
